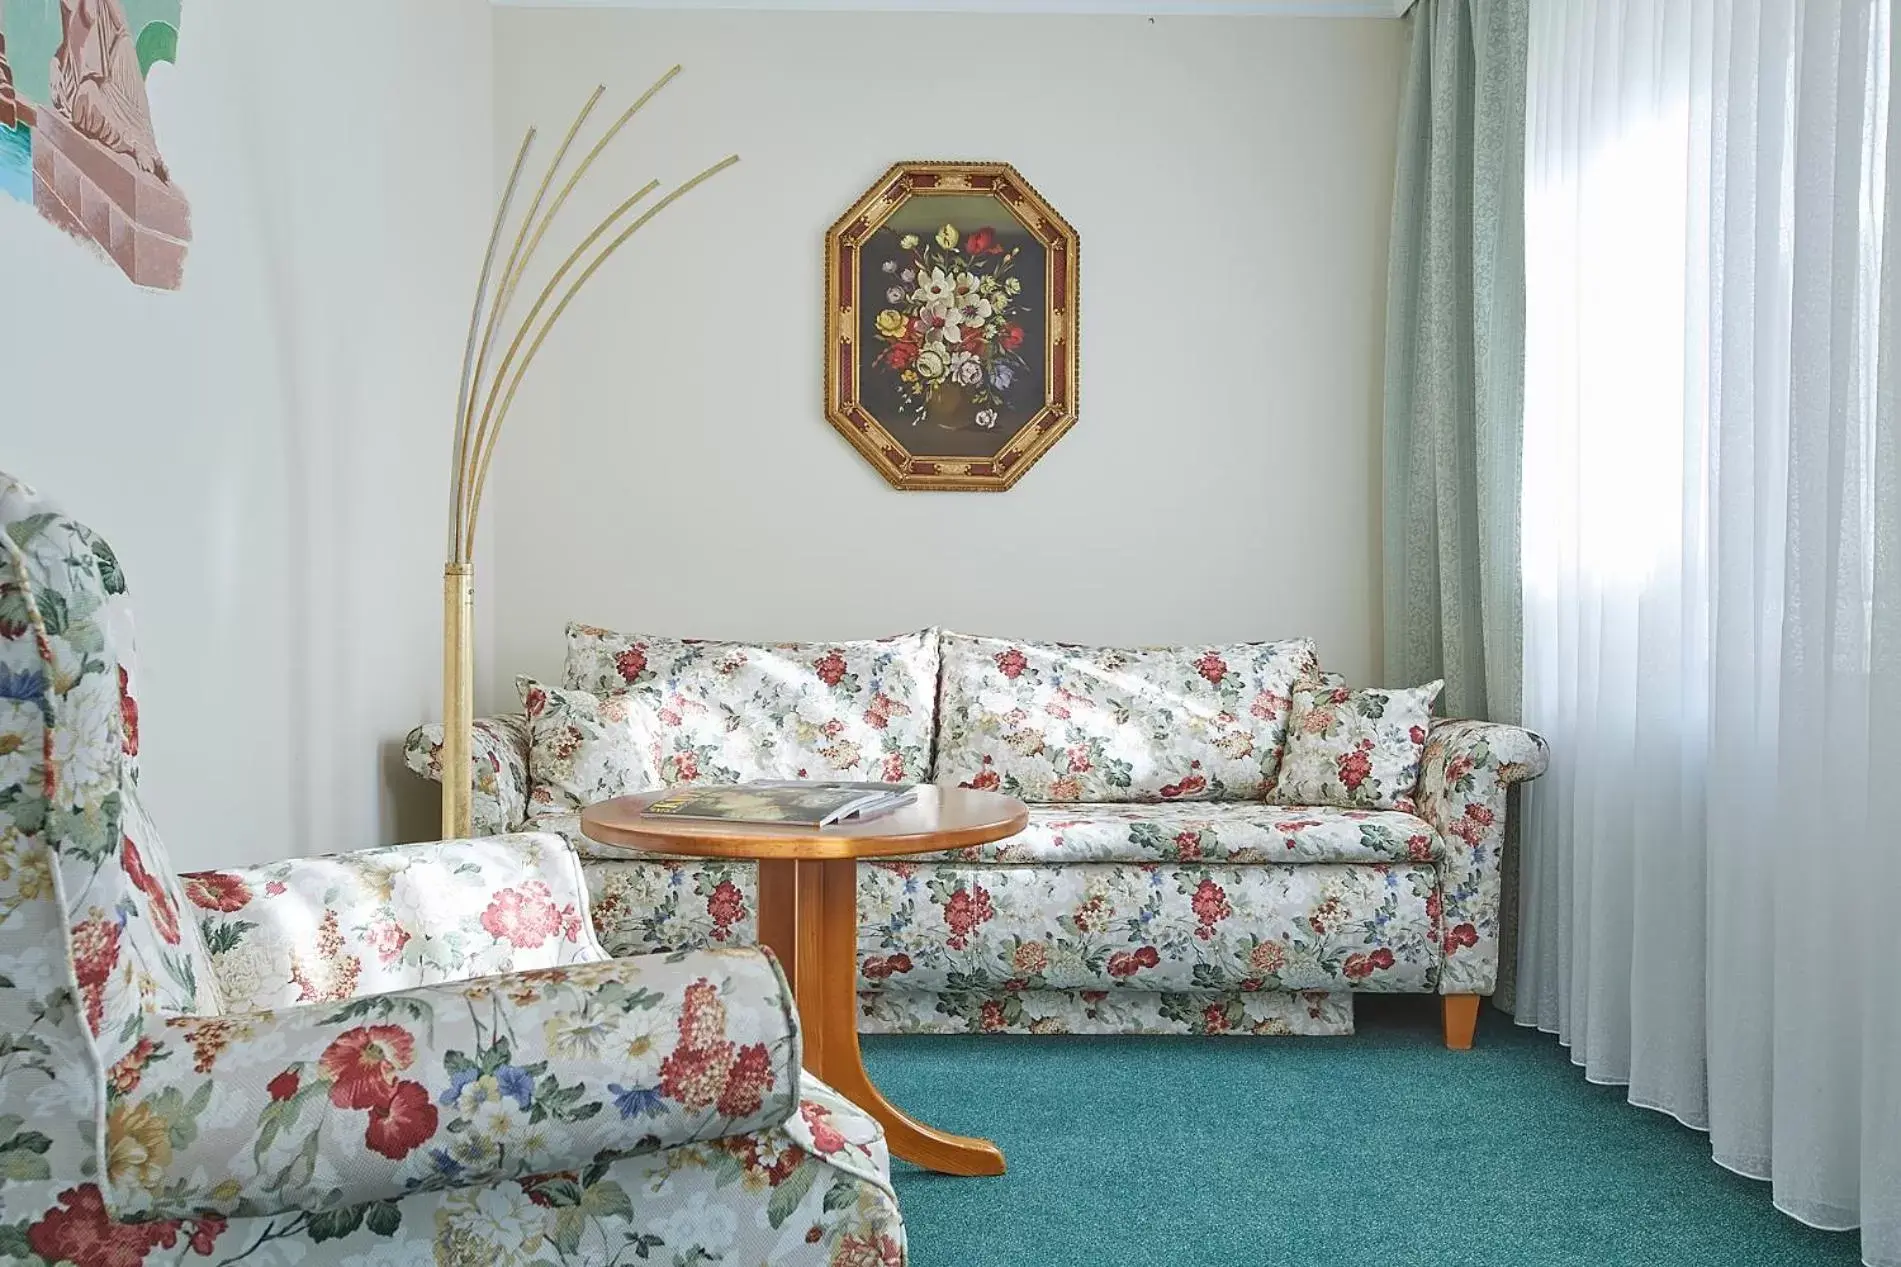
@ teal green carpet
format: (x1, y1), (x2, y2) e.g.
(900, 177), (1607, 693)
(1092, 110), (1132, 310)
(860, 998), (1862, 1267)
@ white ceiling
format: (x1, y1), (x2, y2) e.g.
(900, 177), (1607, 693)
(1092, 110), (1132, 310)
(490, 0), (1412, 16)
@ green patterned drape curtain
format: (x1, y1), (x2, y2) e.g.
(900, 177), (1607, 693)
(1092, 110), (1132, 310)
(1382, 0), (1526, 725)
(1384, 0), (1527, 1009)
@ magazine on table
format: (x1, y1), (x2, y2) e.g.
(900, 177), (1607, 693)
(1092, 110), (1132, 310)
(640, 781), (918, 828)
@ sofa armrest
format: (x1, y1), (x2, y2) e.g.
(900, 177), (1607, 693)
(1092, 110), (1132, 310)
(1417, 718), (1549, 995)
(404, 712), (532, 837)
(105, 948), (800, 1221)
(183, 833), (600, 1013)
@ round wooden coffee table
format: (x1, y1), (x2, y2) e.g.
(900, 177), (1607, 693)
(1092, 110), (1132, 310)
(580, 786), (1028, 1177)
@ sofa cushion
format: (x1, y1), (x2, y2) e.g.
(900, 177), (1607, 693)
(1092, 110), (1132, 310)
(1271, 680), (1442, 812)
(925, 803), (1442, 865)
(934, 633), (1318, 802)
(581, 850), (763, 955)
(535, 802), (1439, 870)
(564, 623), (939, 785)
(572, 851), (1436, 995)
(526, 810), (615, 859)
(519, 676), (654, 815)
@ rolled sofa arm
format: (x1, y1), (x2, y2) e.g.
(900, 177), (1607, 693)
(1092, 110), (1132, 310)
(404, 712), (532, 837)
(1416, 718), (1550, 996)
(184, 833), (601, 1013)
(105, 948), (800, 1221)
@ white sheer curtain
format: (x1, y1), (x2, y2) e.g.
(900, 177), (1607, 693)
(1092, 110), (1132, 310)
(1516, 3), (1899, 1264)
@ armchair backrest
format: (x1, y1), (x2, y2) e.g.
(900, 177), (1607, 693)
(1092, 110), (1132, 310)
(0, 474), (215, 1084)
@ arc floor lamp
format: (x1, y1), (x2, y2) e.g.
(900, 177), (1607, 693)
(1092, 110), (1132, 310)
(442, 67), (735, 836)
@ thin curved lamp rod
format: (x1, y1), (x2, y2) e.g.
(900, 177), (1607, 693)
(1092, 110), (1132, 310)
(504, 66), (682, 308)
(449, 65), (685, 563)
(459, 153), (740, 548)
(455, 69), (683, 544)
(456, 177), (663, 555)
(450, 129), (535, 560)
(458, 86), (606, 538)
(485, 83), (605, 335)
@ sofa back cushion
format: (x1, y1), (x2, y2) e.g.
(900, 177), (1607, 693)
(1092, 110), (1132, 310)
(933, 633), (1318, 802)
(519, 677), (654, 814)
(1270, 679), (1442, 812)
(563, 624), (940, 786)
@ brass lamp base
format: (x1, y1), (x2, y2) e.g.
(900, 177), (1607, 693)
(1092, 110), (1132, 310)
(441, 563), (474, 839)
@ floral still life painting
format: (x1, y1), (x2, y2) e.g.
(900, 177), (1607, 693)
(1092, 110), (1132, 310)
(826, 162), (1078, 491)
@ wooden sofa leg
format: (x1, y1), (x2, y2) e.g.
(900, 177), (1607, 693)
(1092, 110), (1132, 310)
(1442, 995), (1481, 1050)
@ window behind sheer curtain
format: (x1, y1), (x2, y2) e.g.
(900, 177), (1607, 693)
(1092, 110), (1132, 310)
(1515, 2), (1897, 1263)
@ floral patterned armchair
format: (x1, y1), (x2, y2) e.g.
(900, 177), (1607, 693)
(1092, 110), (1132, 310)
(0, 473), (905, 1265)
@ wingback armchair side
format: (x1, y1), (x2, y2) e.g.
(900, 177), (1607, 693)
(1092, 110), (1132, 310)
(0, 472), (905, 1265)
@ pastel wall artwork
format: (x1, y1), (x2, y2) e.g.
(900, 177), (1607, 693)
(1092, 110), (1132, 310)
(0, 0), (190, 288)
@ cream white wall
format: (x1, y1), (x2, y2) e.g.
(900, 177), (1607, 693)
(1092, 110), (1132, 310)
(0, 2), (493, 867)
(0, 6), (1402, 867)
(486, 9), (1404, 700)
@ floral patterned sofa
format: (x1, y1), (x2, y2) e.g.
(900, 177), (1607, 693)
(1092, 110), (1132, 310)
(409, 625), (1548, 1048)
(0, 473), (904, 1266)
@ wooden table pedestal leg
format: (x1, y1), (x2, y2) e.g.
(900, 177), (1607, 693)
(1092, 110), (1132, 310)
(755, 856), (1006, 1177)
(756, 858), (798, 984)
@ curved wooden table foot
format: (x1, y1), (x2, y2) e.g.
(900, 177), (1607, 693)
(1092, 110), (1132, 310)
(817, 1049), (1006, 1176)
(763, 856), (1006, 1176)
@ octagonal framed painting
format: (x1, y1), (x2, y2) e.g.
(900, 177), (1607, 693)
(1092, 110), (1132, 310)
(825, 161), (1079, 491)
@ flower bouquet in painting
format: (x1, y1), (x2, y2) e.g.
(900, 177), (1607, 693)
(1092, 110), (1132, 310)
(871, 222), (1031, 431)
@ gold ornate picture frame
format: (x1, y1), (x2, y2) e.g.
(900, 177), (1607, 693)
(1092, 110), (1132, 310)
(825, 161), (1079, 491)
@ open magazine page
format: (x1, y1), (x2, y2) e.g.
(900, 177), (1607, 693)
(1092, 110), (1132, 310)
(641, 782), (918, 827)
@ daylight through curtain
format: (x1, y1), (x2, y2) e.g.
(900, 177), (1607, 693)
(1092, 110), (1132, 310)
(1515, 3), (1899, 1263)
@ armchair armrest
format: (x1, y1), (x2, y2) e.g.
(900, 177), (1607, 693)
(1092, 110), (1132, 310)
(184, 833), (601, 1013)
(105, 948), (801, 1221)
(1416, 719), (1549, 995)
(404, 712), (532, 836)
